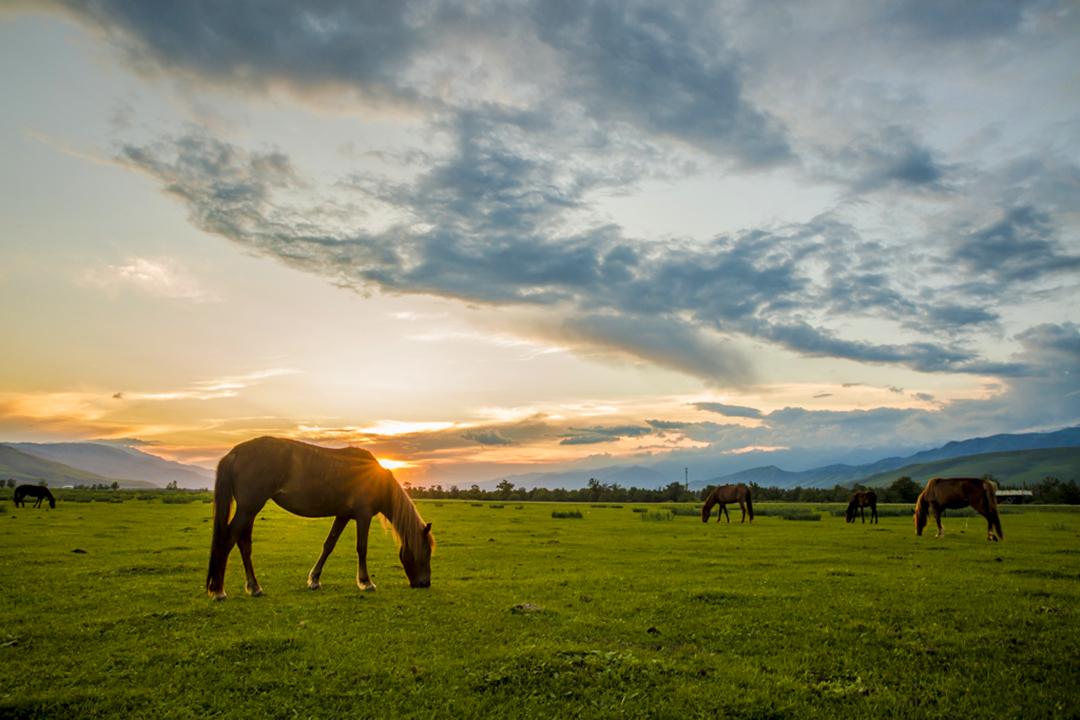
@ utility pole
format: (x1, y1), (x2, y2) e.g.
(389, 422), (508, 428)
(684, 467), (688, 492)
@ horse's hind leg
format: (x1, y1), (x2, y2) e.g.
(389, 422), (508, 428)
(236, 520), (264, 597)
(354, 514), (377, 591)
(308, 516), (350, 590)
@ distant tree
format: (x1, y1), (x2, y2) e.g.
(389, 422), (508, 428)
(37, 478), (48, 487)
(496, 479), (515, 500)
(888, 476), (921, 504)
(5, 478), (14, 488)
(111, 481), (119, 491)
(662, 482), (683, 503)
(166, 480), (178, 490)
(1060, 479), (1080, 505)
(587, 478), (605, 503)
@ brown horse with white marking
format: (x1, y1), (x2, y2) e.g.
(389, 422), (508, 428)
(701, 483), (754, 524)
(913, 477), (1002, 542)
(845, 490), (878, 524)
(205, 437), (434, 600)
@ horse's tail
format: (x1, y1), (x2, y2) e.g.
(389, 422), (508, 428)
(744, 488), (754, 522)
(206, 452), (236, 595)
(985, 479), (1004, 541)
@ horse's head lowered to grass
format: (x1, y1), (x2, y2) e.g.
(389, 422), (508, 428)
(399, 522), (434, 588)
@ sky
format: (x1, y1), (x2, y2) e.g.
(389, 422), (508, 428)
(1, 0), (1079, 488)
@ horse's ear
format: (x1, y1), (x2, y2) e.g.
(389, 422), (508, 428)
(424, 522), (432, 535)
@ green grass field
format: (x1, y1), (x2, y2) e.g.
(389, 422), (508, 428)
(1, 497), (1078, 719)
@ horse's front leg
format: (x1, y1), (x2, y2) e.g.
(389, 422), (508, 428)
(860, 506), (866, 524)
(931, 503), (945, 538)
(354, 514), (377, 591)
(738, 500), (747, 523)
(308, 516), (350, 590)
(722, 505), (731, 524)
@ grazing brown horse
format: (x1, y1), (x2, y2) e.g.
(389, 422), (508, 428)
(913, 477), (1003, 542)
(205, 437), (434, 600)
(845, 490), (878, 524)
(700, 483), (754, 524)
(14, 484), (56, 509)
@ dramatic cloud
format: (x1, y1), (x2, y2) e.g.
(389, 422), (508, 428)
(10, 0), (1080, 463)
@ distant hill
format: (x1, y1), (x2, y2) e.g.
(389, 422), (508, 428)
(694, 426), (1080, 490)
(5, 442), (214, 489)
(852, 447), (1080, 488)
(895, 426), (1080, 466)
(0, 445), (156, 489)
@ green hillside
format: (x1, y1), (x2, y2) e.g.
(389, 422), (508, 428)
(854, 446), (1080, 488)
(0, 445), (157, 489)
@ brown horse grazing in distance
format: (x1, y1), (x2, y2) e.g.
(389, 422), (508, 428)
(701, 483), (754, 524)
(205, 437), (434, 600)
(845, 490), (878, 524)
(914, 477), (1003, 542)
(14, 484), (56, 509)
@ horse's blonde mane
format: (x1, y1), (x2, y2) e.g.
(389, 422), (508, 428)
(381, 478), (434, 555)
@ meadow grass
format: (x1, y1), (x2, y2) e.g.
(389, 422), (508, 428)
(0, 499), (1077, 719)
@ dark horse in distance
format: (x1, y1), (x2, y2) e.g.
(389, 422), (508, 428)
(845, 490), (878, 524)
(14, 484), (56, 509)
(914, 477), (1003, 542)
(701, 483), (754, 524)
(206, 437), (434, 600)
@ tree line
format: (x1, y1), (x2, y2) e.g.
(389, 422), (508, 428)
(404, 474), (1080, 505)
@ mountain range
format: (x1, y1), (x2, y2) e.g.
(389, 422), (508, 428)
(481, 425), (1080, 491)
(0, 445), (159, 489)
(693, 425), (1080, 490)
(1, 442), (214, 489)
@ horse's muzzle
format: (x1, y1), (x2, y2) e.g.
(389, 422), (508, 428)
(410, 580), (431, 589)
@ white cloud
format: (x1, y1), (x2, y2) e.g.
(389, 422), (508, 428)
(81, 257), (216, 301)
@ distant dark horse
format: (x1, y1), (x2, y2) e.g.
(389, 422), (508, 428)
(206, 437), (434, 601)
(914, 477), (1003, 542)
(701, 483), (754, 524)
(845, 490), (878, 524)
(14, 484), (55, 509)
